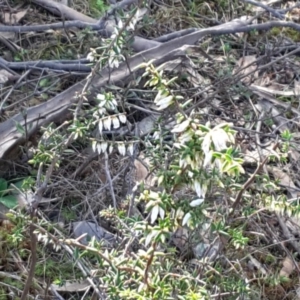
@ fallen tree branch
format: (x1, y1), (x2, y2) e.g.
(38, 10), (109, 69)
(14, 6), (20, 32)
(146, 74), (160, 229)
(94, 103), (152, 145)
(153, 28), (198, 42)
(0, 20), (104, 32)
(0, 57), (91, 73)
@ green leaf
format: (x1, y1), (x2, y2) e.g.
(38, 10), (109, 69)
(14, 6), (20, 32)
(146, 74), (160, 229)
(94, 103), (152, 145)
(12, 180), (25, 191)
(63, 149), (75, 154)
(15, 122), (26, 135)
(39, 78), (49, 87)
(10, 176), (34, 192)
(0, 178), (8, 196)
(0, 195), (18, 209)
(41, 93), (48, 100)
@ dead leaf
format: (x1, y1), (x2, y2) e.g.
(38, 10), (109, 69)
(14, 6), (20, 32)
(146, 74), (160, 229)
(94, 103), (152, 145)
(251, 84), (300, 97)
(172, 226), (189, 250)
(286, 216), (300, 237)
(279, 257), (295, 277)
(136, 115), (160, 136)
(233, 55), (258, 84)
(3, 10), (27, 25)
(134, 159), (148, 182)
(268, 166), (298, 198)
(72, 221), (116, 246)
(264, 285), (285, 300)
(51, 280), (90, 292)
(256, 99), (290, 132)
(248, 254), (268, 275)
(0, 69), (14, 87)
(288, 149), (300, 162)
(134, 154), (157, 188)
(295, 80), (300, 95)
(244, 143), (277, 165)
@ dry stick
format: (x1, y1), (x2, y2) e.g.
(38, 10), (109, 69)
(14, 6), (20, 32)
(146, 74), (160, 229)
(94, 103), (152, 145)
(104, 152), (117, 209)
(265, 219), (300, 274)
(90, 164), (128, 199)
(241, 0), (284, 19)
(250, 88), (300, 118)
(20, 128), (75, 299)
(0, 56), (92, 72)
(126, 131), (139, 218)
(20, 153), (60, 300)
(0, 282), (34, 299)
(63, 238), (138, 281)
(20, 222), (37, 300)
(189, 41), (300, 115)
(153, 28), (198, 42)
(254, 110), (271, 170)
(0, 69), (31, 111)
(276, 214), (300, 255)
(49, 286), (65, 300)
(144, 243), (156, 291)
(234, 43), (300, 88)
(31, 223), (105, 299)
(69, 4), (136, 118)
(281, 2), (300, 14)
(71, 152), (99, 178)
(82, 6), (142, 210)
(230, 142), (279, 213)
(0, 20), (103, 32)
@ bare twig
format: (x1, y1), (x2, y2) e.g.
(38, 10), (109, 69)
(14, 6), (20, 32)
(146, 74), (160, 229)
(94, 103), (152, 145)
(31, 222), (106, 299)
(20, 222), (37, 300)
(153, 28), (198, 42)
(277, 214), (300, 256)
(0, 69), (31, 112)
(144, 242), (156, 291)
(241, 0), (284, 19)
(104, 152), (117, 209)
(0, 20), (104, 32)
(0, 57), (91, 73)
(49, 285), (65, 300)
(230, 142), (279, 213)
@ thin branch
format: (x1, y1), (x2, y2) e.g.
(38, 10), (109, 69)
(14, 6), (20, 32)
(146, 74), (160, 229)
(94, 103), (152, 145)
(0, 20), (104, 32)
(277, 214), (300, 256)
(230, 142), (279, 213)
(0, 57), (91, 72)
(20, 222), (37, 300)
(241, 0), (284, 19)
(104, 152), (117, 209)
